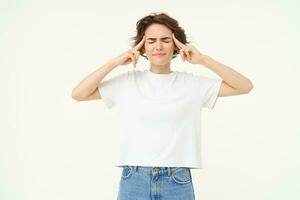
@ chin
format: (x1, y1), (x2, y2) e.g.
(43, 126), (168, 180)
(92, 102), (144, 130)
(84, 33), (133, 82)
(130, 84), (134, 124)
(151, 60), (168, 66)
(150, 57), (171, 64)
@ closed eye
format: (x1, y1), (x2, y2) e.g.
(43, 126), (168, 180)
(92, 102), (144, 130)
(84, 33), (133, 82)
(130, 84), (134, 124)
(149, 41), (170, 44)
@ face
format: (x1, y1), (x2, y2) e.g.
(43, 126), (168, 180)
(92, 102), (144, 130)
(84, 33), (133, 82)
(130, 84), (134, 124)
(143, 23), (175, 65)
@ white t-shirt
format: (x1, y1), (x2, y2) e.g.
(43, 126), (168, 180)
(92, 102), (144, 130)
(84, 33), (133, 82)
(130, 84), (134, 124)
(98, 69), (222, 169)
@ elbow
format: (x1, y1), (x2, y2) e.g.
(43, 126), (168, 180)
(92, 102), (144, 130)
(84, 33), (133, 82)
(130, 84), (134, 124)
(71, 89), (82, 101)
(245, 81), (254, 93)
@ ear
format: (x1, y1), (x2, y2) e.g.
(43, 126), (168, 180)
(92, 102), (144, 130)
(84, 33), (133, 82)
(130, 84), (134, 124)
(173, 42), (178, 50)
(141, 47), (145, 54)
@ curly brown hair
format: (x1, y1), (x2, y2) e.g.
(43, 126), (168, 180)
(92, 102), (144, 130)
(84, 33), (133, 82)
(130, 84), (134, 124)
(130, 12), (190, 60)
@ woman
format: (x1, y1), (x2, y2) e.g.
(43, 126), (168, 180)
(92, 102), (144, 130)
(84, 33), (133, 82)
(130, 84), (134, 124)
(72, 12), (253, 200)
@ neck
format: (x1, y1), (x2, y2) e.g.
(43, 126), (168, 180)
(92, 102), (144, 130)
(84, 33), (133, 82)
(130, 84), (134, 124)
(149, 62), (172, 74)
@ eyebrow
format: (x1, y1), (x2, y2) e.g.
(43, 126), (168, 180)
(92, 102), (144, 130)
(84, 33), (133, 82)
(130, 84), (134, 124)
(147, 37), (171, 40)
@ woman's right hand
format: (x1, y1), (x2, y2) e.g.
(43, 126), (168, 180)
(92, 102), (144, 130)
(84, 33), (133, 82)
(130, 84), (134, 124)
(111, 36), (145, 68)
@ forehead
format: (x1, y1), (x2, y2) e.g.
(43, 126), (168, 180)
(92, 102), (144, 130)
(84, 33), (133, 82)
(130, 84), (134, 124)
(145, 23), (172, 38)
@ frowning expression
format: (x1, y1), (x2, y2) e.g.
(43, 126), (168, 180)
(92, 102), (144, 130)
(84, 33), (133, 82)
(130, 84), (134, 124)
(144, 23), (175, 65)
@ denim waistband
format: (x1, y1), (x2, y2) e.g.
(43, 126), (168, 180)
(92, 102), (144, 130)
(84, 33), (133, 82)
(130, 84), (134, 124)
(124, 165), (190, 177)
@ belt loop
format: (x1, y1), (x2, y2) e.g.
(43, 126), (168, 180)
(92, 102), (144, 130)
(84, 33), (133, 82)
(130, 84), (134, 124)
(133, 166), (137, 172)
(168, 167), (171, 176)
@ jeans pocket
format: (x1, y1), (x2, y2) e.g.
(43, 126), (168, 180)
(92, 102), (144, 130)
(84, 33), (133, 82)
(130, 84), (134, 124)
(121, 166), (133, 180)
(171, 167), (192, 185)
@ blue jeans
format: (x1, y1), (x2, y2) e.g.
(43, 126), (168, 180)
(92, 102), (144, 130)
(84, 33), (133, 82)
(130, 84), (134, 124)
(117, 166), (196, 200)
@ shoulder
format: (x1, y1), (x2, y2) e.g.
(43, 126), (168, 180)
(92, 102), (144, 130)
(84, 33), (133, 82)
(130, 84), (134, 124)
(184, 72), (219, 83)
(176, 71), (206, 83)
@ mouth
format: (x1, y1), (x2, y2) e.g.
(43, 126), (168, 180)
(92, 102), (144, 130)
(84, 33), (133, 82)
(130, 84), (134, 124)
(153, 53), (166, 57)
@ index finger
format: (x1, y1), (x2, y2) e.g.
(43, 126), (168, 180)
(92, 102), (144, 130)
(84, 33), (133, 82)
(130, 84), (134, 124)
(172, 33), (185, 50)
(133, 35), (145, 51)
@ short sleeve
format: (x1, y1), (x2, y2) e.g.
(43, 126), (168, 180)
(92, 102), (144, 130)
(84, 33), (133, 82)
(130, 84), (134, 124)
(195, 75), (222, 110)
(98, 71), (130, 109)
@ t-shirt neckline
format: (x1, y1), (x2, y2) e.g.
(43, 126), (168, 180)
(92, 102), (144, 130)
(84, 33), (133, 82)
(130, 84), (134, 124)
(145, 70), (177, 81)
(144, 69), (177, 92)
(146, 70), (175, 77)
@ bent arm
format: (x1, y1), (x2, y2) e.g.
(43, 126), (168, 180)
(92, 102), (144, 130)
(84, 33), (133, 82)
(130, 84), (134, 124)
(71, 59), (118, 101)
(199, 55), (253, 93)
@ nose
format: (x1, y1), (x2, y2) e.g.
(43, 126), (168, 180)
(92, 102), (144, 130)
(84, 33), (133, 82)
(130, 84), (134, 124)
(155, 42), (163, 50)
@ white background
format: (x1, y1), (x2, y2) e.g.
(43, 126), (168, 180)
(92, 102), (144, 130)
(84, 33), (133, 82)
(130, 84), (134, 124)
(1, 0), (299, 199)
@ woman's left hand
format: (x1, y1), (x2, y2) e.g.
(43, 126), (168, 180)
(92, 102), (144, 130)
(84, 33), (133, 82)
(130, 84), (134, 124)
(172, 33), (206, 65)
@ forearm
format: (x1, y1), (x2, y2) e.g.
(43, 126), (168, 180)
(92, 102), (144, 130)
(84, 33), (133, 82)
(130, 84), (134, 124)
(199, 55), (253, 91)
(72, 59), (118, 99)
